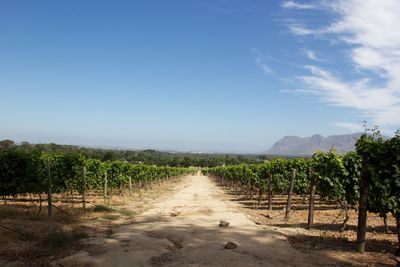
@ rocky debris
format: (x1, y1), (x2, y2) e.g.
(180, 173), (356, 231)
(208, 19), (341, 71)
(224, 242), (237, 249)
(254, 221), (262, 225)
(219, 220), (230, 227)
(170, 212), (180, 217)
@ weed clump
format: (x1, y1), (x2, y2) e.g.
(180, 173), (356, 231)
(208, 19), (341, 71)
(92, 205), (114, 213)
(43, 230), (88, 252)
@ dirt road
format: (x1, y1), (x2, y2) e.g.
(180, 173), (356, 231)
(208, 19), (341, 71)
(57, 174), (329, 267)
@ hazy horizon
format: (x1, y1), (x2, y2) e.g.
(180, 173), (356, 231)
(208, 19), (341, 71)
(2, 1), (399, 152)
(1, 131), (368, 154)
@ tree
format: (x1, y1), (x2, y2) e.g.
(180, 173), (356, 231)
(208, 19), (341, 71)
(0, 140), (15, 149)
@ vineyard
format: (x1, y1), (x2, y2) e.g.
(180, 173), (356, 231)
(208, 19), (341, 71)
(203, 132), (400, 255)
(0, 149), (193, 217)
(1, 132), (400, 266)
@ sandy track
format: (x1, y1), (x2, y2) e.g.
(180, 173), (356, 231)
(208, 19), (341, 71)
(56, 174), (327, 267)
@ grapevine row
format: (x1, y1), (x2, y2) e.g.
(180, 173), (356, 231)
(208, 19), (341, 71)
(203, 132), (400, 254)
(0, 148), (193, 216)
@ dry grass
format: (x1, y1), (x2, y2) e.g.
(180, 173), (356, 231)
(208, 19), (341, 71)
(0, 177), (183, 266)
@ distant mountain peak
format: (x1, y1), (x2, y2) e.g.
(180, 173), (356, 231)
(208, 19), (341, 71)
(266, 133), (364, 155)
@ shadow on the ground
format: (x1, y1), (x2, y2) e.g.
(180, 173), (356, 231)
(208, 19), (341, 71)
(209, 177), (397, 266)
(216, 186), (339, 211)
(287, 232), (396, 255)
(61, 213), (383, 267)
(271, 222), (397, 235)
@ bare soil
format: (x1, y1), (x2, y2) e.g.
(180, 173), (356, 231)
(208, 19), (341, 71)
(2, 174), (396, 266)
(55, 174), (351, 267)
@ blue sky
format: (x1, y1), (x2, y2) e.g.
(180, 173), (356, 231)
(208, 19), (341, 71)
(1, 0), (399, 153)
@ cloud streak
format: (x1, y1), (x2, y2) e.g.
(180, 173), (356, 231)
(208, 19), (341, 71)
(252, 48), (274, 75)
(301, 49), (322, 62)
(299, 65), (400, 126)
(286, 0), (400, 130)
(282, 1), (317, 10)
(333, 122), (363, 133)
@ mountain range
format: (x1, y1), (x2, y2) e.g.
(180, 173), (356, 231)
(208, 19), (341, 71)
(266, 133), (364, 155)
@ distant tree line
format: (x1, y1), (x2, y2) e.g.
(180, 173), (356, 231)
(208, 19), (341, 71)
(0, 140), (270, 167)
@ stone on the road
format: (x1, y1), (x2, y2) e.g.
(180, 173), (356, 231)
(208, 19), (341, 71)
(219, 220), (230, 227)
(224, 241), (237, 249)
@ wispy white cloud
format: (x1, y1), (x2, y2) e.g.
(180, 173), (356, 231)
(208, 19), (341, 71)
(251, 48), (274, 75)
(333, 122), (363, 133)
(258, 64), (274, 75)
(301, 49), (322, 61)
(289, 24), (316, 35)
(282, 1), (317, 10)
(299, 65), (400, 126)
(286, 0), (400, 130)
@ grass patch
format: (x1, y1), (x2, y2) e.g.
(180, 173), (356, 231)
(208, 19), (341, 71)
(43, 230), (88, 253)
(54, 212), (77, 224)
(102, 214), (121, 221)
(20, 231), (36, 241)
(0, 205), (25, 219)
(92, 204), (115, 213)
(28, 213), (48, 221)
